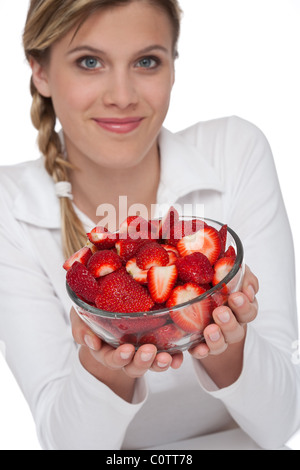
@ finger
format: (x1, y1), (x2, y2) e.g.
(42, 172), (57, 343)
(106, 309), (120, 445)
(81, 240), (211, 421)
(242, 265), (259, 303)
(151, 351), (174, 372)
(189, 341), (210, 359)
(70, 307), (102, 351)
(212, 306), (246, 344)
(202, 323), (228, 356)
(228, 291), (258, 325)
(92, 342), (136, 370)
(170, 352), (184, 369)
(123, 344), (158, 378)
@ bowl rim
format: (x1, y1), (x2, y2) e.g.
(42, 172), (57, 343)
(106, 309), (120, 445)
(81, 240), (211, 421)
(66, 217), (244, 319)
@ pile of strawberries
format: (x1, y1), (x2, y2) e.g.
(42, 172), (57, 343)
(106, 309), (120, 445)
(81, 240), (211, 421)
(64, 208), (237, 350)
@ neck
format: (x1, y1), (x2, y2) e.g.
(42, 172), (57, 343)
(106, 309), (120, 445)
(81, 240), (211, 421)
(67, 144), (161, 228)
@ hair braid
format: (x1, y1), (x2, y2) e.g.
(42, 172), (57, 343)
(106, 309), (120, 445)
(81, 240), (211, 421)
(30, 79), (87, 259)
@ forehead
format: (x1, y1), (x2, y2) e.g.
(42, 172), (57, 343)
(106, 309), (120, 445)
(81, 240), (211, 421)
(60, 2), (174, 55)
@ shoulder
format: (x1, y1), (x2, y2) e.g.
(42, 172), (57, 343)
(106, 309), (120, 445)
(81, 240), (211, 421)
(0, 158), (45, 196)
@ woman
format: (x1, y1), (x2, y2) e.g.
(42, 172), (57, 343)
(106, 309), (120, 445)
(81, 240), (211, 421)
(0, 0), (298, 450)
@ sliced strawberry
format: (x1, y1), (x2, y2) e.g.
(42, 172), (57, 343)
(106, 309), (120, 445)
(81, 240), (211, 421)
(87, 226), (118, 250)
(212, 257), (235, 287)
(161, 245), (180, 256)
(95, 269), (154, 313)
(166, 219), (206, 246)
(147, 265), (178, 304)
(176, 252), (214, 285)
(218, 224), (228, 258)
(87, 250), (122, 278)
(126, 258), (148, 284)
(167, 251), (178, 266)
(139, 323), (186, 350)
(66, 261), (100, 304)
(63, 246), (92, 271)
(119, 216), (151, 239)
(167, 283), (211, 333)
(111, 315), (167, 335)
(177, 225), (221, 265)
(136, 242), (169, 270)
(224, 245), (237, 260)
(158, 206), (180, 240)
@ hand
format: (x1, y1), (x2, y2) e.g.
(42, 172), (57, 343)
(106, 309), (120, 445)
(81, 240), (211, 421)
(189, 265), (259, 360)
(70, 308), (183, 380)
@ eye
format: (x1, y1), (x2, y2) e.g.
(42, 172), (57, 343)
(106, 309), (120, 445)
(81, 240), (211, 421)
(136, 56), (160, 69)
(78, 56), (102, 70)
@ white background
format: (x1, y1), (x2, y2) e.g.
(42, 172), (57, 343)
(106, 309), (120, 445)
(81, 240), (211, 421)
(0, 0), (299, 450)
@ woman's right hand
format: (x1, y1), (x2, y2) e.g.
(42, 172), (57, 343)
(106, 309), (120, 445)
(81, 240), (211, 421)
(70, 308), (183, 400)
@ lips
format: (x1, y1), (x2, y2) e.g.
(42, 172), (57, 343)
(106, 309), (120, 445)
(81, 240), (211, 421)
(93, 117), (144, 134)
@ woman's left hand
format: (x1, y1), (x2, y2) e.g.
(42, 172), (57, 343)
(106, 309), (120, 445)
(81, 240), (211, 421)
(189, 265), (259, 369)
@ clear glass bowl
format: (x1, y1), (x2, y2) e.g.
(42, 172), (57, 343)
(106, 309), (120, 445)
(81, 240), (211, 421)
(67, 217), (244, 354)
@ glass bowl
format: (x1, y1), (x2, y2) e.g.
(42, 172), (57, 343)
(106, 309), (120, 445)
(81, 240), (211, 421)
(67, 217), (244, 354)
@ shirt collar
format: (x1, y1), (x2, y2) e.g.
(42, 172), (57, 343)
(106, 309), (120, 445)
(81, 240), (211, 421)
(13, 126), (223, 228)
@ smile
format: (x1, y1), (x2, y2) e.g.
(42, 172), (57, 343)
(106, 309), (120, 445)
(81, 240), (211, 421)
(93, 117), (144, 134)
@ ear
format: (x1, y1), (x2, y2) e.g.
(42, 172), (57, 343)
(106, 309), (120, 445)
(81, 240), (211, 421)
(30, 57), (52, 98)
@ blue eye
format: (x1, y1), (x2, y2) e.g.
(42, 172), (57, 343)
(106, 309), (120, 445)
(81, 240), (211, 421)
(79, 57), (102, 69)
(136, 57), (159, 69)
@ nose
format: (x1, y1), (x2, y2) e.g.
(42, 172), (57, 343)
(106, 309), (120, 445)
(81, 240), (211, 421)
(102, 69), (138, 110)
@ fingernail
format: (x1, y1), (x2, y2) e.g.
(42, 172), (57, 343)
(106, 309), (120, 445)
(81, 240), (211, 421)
(247, 285), (255, 302)
(209, 330), (221, 342)
(141, 352), (154, 362)
(157, 361), (170, 368)
(232, 294), (244, 307)
(84, 334), (97, 350)
(120, 351), (132, 360)
(217, 309), (231, 323)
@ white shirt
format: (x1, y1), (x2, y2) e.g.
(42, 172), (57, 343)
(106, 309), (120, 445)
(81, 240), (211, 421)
(0, 116), (299, 450)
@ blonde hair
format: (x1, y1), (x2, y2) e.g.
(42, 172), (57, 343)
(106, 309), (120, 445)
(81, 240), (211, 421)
(23, 0), (182, 259)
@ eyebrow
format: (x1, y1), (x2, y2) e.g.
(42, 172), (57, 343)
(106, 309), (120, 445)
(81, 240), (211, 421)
(66, 44), (169, 56)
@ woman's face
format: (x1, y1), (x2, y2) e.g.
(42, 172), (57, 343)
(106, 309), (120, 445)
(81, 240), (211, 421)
(32, 1), (176, 170)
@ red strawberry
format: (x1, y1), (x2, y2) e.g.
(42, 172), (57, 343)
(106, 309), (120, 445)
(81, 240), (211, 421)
(115, 237), (151, 263)
(87, 250), (122, 278)
(224, 245), (237, 260)
(119, 216), (151, 240)
(218, 224), (228, 257)
(176, 252), (214, 285)
(95, 269), (154, 313)
(167, 283), (211, 333)
(177, 226), (221, 265)
(158, 206), (180, 239)
(212, 257), (235, 287)
(66, 261), (100, 304)
(111, 315), (167, 335)
(136, 242), (169, 270)
(166, 219), (206, 246)
(139, 323), (185, 350)
(126, 258), (148, 284)
(87, 226), (118, 250)
(147, 265), (178, 303)
(63, 246), (92, 271)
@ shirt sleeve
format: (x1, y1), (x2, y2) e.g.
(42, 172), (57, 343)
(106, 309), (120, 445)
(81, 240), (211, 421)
(0, 186), (148, 450)
(193, 116), (300, 449)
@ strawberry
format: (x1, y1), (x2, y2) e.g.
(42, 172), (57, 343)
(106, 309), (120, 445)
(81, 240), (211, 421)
(147, 265), (178, 303)
(111, 315), (167, 335)
(87, 250), (122, 278)
(224, 245), (237, 260)
(63, 246), (92, 271)
(126, 258), (148, 284)
(176, 252), (214, 285)
(136, 242), (169, 270)
(119, 216), (151, 240)
(158, 206), (180, 240)
(218, 224), (228, 256)
(115, 237), (151, 263)
(66, 261), (100, 304)
(167, 283), (212, 333)
(212, 257), (235, 287)
(139, 323), (186, 350)
(166, 219), (206, 246)
(87, 226), (118, 250)
(177, 226), (221, 265)
(95, 269), (154, 313)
